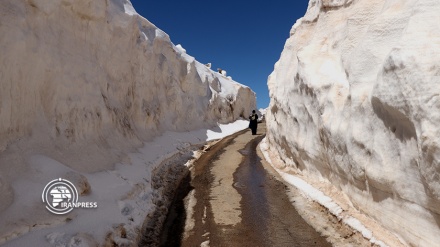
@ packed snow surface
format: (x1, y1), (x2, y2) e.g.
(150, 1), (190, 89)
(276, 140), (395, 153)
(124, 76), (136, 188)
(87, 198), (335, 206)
(0, 0), (255, 245)
(266, 0), (440, 246)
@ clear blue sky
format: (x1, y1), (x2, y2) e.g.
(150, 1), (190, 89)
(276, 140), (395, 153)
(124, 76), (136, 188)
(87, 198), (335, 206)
(130, 0), (309, 109)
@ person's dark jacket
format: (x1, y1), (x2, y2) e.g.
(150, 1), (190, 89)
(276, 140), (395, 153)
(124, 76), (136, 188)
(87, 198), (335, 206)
(249, 113), (258, 129)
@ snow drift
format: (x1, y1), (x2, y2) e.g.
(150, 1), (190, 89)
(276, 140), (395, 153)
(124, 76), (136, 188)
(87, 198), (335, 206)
(0, 0), (255, 245)
(266, 0), (440, 246)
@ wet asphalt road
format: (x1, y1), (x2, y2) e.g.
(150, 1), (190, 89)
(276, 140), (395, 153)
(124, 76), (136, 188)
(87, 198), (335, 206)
(160, 125), (331, 247)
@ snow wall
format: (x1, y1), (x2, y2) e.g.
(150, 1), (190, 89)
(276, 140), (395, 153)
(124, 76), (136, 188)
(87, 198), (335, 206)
(266, 0), (440, 246)
(0, 0), (255, 244)
(0, 0), (256, 173)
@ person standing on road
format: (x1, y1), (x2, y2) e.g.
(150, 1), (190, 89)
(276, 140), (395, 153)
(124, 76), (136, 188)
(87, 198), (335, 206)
(249, 110), (259, 135)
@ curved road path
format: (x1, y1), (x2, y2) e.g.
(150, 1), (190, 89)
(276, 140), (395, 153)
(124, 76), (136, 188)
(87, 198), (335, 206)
(160, 124), (331, 246)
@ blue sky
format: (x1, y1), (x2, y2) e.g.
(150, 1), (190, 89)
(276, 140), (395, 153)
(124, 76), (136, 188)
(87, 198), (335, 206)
(130, 0), (309, 109)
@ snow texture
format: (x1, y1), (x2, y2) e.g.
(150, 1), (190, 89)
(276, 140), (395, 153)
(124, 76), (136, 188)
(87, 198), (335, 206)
(0, 0), (255, 245)
(266, 0), (440, 246)
(260, 138), (389, 247)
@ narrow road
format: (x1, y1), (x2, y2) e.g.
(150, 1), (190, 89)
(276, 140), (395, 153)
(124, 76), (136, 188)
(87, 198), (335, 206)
(160, 124), (331, 247)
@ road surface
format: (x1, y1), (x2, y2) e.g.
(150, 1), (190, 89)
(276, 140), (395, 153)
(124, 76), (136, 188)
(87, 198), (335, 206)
(160, 123), (331, 246)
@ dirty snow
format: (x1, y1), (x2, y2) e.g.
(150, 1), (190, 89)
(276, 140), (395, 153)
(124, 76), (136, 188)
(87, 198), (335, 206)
(260, 137), (403, 247)
(1, 121), (249, 247)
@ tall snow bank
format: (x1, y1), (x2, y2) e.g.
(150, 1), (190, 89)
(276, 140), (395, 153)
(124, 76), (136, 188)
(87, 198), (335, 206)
(0, 0), (255, 245)
(266, 0), (440, 246)
(0, 0), (255, 173)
